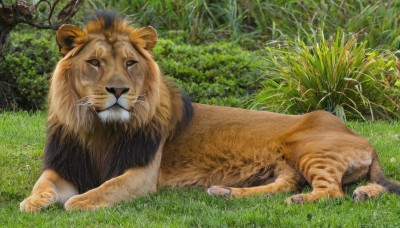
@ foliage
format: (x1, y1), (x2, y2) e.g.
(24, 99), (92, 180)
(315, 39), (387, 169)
(343, 2), (400, 50)
(89, 0), (400, 50)
(0, 31), (265, 110)
(2, 0), (400, 120)
(0, 30), (59, 110)
(251, 31), (400, 120)
(154, 39), (266, 107)
(2, 112), (400, 226)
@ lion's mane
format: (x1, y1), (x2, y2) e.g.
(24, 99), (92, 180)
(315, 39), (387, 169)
(43, 11), (193, 193)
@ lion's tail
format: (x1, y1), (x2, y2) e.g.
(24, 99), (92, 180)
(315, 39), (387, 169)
(369, 151), (400, 195)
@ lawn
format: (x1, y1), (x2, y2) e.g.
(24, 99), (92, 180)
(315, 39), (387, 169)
(1, 111), (400, 226)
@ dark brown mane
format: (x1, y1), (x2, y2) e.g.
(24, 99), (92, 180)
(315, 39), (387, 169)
(86, 10), (123, 31)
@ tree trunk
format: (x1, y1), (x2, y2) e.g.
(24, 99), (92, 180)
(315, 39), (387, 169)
(0, 26), (12, 57)
(0, 5), (15, 57)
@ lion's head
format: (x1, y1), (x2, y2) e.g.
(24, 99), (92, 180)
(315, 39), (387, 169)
(48, 11), (186, 137)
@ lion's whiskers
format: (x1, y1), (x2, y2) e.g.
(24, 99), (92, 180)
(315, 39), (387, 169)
(75, 97), (92, 107)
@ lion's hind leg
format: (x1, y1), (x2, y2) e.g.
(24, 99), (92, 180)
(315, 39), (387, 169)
(285, 153), (347, 204)
(353, 183), (386, 201)
(207, 161), (303, 198)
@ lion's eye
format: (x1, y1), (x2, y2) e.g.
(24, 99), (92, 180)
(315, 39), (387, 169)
(87, 59), (100, 67)
(126, 60), (137, 68)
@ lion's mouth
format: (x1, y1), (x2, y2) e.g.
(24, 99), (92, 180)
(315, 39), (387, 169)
(95, 103), (130, 113)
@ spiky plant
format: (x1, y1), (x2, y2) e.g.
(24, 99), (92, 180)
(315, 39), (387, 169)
(251, 31), (399, 120)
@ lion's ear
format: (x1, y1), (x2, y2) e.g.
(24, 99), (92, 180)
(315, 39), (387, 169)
(132, 26), (158, 50)
(56, 24), (88, 56)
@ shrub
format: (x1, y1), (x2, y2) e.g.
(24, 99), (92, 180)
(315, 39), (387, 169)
(0, 29), (59, 111)
(0, 33), (266, 110)
(154, 39), (267, 107)
(251, 31), (400, 120)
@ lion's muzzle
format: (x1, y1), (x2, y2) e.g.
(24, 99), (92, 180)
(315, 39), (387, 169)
(96, 87), (131, 122)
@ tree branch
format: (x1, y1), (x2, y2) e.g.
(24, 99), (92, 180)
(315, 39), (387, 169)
(0, 0), (85, 56)
(48, 0), (61, 26)
(18, 19), (59, 30)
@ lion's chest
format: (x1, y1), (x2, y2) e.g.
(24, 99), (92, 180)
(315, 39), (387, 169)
(42, 127), (162, 193)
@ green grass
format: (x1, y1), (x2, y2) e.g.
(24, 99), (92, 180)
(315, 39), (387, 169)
(1, 112), (400, 226)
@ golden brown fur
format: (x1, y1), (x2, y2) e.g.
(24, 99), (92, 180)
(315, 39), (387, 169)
(161, 105), (391, 203)
(20, 11), (400, 212)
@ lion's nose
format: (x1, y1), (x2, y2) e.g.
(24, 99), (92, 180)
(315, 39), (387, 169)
(105, 87), (129, 99)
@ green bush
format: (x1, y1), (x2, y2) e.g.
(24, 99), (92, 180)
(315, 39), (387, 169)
(0, 33), (265, 110)
(251, 31), (400, 120)
(154, 39), (267, 107)
(0, 30), (59, 111)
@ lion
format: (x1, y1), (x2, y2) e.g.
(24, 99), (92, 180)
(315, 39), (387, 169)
(20, 11), (400, 212)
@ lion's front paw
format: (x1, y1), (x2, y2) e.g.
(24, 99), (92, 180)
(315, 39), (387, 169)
(64, 193), (109, 211)
(20, 190), (57, 212)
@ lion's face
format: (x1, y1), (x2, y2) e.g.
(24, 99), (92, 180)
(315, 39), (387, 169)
(52, 16), (160, 126)
(70, 35), (147, 122)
